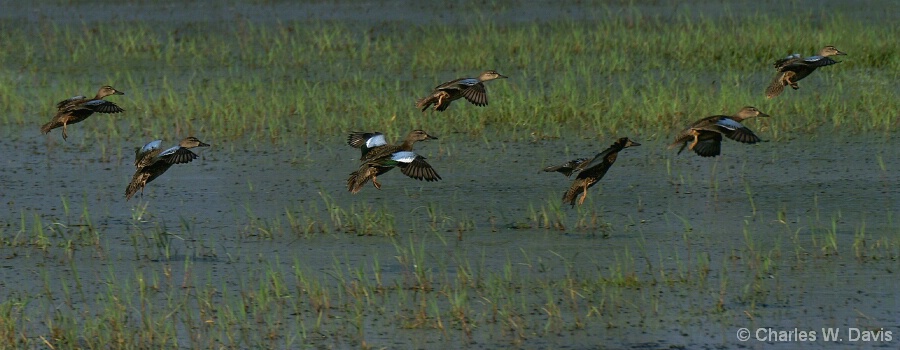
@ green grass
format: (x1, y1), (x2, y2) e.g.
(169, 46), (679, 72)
(3, 191), (900, 347)
(2, 3), (900, 348)
(1, 11), (897, 144)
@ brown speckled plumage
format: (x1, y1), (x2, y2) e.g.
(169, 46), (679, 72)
(561, 137), (640, 206)
(125, 137), (209, 201)
(415, 70), (507, 112)
(669, 107), (769, 157)
(347, 153), (441, 194)
(41, 85), (125, 140)
(765, 46), (845, 98)
(347, 129), (437, 161)
(346, 130), (440, 193)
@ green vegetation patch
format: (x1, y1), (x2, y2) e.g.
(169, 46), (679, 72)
(1, 10), (897, 144)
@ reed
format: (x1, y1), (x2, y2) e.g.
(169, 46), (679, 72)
(2, 12), (895, 144)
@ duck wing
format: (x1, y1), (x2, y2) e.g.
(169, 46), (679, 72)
(773, 53), (801, 68)
(347, 132), (385, 149)
(460, 83), (488, 106)
(542, 158), (589, 177)
(435, 77), (475, 91)
(348, 131), (388, 160)
(363, 144), (401, 162)
(799, 56), (841, 67)
(575, 147), (620, 181)
(56, 95), (87, 110)
(135, 140), (163, 168)
(393, 152), (442, 182)
(714, 118), (761, 144)
(79, 99), (125, 114)
(692, 133), (722, 157)
(158, 146), (200, 165)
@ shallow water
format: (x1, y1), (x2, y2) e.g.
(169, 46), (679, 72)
(3, 130), (900, 348)
(2, 0), (900, 349)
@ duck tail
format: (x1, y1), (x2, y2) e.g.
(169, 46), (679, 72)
(561, 186), (580, 207)
(347, 170), (367, 194)
(667, 139), (683, 150)
(125, 173), (147, 201)
(40, 121), (57, 134)
(415, 96), (432, 112)
(668, 133), (690, 154)
(764, 74), (785, 99)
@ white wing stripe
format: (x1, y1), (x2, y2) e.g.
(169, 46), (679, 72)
(158, 145), (181, 157)
(804, 55), (825, 62)
(391, 151), (417, 163)
(140, 140), (163, 153)
(366, 134), (387, 148)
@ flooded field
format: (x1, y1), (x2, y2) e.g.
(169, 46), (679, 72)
(1, 0), (899, 349)
(3, 131), (900, 348)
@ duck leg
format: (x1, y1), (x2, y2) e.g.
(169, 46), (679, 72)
(784, 72), (799, 90)
(372, 176), (382, 190)
(688, 130), (700, 150)
(578, 183), (589, 205)
(433, 93), (445, 111)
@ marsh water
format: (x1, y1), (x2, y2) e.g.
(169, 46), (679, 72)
(5, 130), (900, 348)
(2, 1), (900, 349)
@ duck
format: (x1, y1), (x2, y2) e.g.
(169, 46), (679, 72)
(346, 130), (440, 193)
(347, 129), (437, 161)
(347, 151), (441, 194)
(41, 85), (125, 140)
(415, 70), (507, 112)
(542, 158), (589, 178)
(765, 46), (846, 98)
(669, 106), (769, 157)
(125, 137), (210, 201)
(561, 137), (640, 206)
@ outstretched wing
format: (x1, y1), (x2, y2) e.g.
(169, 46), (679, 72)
(801, 56), (841, 67)
(393, 152), (442, 182)
(78, 99), (125, 113)
(158, 146), (200, 165)
(347, 131), (385, 148)
(576, 147), (619, 181)
(542, 158), (589, 177)
(714, 118), (761, 144)
(135, 140), (163, 168)
(460, 83), (488, 106)
(691, 134), (722, 157)
(56, 95), (87, 109)
(773, 53), (801, 69)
